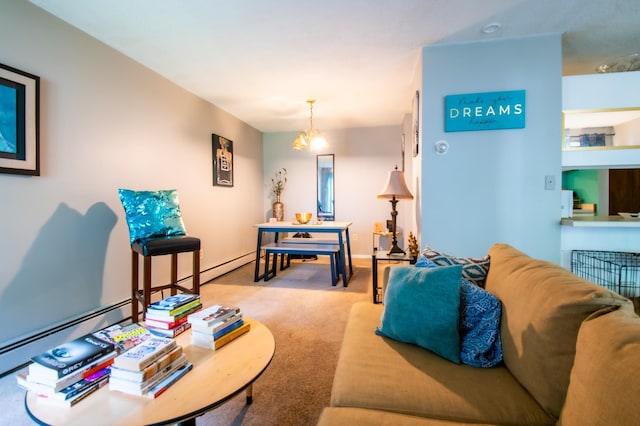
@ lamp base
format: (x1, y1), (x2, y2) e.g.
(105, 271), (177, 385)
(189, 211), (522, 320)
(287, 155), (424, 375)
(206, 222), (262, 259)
(388, 244), (406, 255)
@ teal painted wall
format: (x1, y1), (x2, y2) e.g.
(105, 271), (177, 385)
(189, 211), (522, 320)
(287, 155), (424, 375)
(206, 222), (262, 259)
(562, 170), (599, 204)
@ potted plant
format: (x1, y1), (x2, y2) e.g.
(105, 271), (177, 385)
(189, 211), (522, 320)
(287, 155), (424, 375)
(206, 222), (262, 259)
(271, 168), (287, 221)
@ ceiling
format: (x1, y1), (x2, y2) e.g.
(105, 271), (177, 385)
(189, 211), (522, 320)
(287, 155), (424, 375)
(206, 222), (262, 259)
(30, 0), (640, 133)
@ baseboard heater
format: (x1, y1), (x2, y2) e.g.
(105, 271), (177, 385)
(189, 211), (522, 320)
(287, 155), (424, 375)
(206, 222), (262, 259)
(0, 251), (256, 377)
(0, 299), (130, 377)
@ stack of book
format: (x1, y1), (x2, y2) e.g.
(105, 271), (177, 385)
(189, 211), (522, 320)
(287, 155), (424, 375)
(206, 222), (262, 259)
(188, 304), (250, 350)
(143, 293), (202, 338)
(17, 332), (117, 407)
(108, 334), (192, 399)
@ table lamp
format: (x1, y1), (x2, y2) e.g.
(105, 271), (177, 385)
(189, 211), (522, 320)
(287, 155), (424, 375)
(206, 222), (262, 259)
(377, 166), (414, 254)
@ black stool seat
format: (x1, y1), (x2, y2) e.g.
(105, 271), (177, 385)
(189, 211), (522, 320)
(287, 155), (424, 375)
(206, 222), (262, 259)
(130, 235), (201, 322)
(132, 236), (201, 257)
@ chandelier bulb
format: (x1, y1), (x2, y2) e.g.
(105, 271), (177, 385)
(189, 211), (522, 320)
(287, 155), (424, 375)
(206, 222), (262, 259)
(292, 99), (327, 151)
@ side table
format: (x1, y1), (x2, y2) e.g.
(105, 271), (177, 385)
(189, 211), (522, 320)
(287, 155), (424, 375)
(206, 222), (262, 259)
(371, 249), (415, 304)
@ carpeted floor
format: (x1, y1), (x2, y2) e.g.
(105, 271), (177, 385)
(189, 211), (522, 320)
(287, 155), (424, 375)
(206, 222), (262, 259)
(198, 257), (372, 425)
(0, 257), (373, 426)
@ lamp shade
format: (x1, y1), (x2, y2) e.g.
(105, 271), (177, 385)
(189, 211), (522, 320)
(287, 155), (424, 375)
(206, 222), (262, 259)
(292, 132), (308, 150)
(377, 169), (414, 200)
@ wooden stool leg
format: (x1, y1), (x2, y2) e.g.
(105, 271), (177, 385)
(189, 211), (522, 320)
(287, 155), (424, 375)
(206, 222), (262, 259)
(143, 256), (152, 314)
(170, 253), (178, 296)
(131, 251), (139, 323)
(193, 250), (200, 294)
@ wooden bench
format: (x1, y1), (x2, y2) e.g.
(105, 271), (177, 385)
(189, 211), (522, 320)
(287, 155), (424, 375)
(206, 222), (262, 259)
(261, 242), (344, 286)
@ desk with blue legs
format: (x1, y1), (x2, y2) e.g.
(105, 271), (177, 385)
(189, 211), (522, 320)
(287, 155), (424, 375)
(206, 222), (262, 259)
(253, 221), (353, 286)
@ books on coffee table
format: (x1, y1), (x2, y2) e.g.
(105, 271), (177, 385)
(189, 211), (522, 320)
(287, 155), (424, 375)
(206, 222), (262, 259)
(29, 333), (115, 380)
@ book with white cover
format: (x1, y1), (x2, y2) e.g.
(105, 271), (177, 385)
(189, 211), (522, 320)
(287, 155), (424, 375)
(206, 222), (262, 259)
(112, 336), (177, 371)
(187, 305), (240, 327)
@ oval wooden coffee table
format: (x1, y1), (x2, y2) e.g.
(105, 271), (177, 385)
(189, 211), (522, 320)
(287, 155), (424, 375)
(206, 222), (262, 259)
(25, 318), (275, 425)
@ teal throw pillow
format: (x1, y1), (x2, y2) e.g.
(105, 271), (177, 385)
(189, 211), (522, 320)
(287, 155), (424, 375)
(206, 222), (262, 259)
(376, 265), (463, 364)
(117, 189), (187, 244)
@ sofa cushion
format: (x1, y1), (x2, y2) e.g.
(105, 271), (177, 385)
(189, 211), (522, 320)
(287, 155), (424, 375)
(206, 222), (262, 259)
(318, 407), (495, 426)
(420, 247), (490, 287)
(117, 188), (187, 244)
(558, 305), (639, 425)
(485, 243), (630, 419)
(331, 302), (555, 425)
(376, 265), (462, 363)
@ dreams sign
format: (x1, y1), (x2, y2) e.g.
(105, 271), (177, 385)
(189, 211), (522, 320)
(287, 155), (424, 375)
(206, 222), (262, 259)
(445, 90), (525, 132)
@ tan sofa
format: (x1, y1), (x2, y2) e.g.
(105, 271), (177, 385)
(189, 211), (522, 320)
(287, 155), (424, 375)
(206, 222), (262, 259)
(318, 243), (640, 425)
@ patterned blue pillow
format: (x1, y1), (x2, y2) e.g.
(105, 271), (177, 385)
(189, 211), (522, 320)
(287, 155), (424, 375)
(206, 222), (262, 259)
(421, 247), (491, 287)
(415, 257), (503, 367)
(117, 189), (187, 244)
(459, 278), (502, 367)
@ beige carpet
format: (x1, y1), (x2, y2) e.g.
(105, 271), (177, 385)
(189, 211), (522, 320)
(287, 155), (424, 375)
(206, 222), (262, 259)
(195, 257), (372, 425)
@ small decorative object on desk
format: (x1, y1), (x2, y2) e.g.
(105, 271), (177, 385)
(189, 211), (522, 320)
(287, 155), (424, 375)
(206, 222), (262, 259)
(271, 168), (287, 221)
(408, 232), (419, 263)
(295, 212), (312, 224)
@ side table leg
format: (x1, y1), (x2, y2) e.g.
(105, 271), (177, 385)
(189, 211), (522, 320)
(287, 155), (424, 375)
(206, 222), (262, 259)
(372, 253), (378, 304)
(246, 383), (253, 404)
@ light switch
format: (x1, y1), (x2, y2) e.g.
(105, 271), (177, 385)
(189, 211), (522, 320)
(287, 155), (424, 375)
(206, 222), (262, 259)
(545, 175), (555, 191)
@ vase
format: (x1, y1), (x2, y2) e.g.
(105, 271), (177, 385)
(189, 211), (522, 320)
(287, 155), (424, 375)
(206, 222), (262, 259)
(273, 195), (284, 221)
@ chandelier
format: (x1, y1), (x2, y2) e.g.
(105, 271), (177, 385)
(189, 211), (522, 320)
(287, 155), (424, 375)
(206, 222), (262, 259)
(292, 100), (329, 150)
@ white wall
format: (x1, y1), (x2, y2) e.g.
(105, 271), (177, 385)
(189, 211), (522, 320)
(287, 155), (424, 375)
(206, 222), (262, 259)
(263, 125), (406, 256)
(420, 35), (563, 262)
(561, 71), (640, 267)
(0, 2), (263, 372)
(562, 71), (640, 169)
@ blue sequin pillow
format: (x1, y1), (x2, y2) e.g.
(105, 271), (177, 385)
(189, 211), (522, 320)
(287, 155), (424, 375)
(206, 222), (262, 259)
(416, 257), (503, 367)
(117, 189), (187, 244)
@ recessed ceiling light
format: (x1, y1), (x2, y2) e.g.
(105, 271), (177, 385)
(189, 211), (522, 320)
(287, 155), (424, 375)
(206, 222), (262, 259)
(481, 22), (502, 34)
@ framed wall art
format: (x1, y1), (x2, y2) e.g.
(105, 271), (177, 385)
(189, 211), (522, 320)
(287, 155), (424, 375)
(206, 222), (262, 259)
(0, 63), (40, 176)
(212, 133), (233, 187)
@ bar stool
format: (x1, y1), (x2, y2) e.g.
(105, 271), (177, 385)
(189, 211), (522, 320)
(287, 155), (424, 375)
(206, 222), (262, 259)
(130, 236), (200, 322)
(118, 189), (201, 322)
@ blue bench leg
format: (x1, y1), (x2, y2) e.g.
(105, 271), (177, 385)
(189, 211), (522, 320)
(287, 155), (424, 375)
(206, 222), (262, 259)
(329, 254), (337, 286)
(337, 251), (347, 287)
(280, 253), (291, 270)
(264, 250), (277, 281)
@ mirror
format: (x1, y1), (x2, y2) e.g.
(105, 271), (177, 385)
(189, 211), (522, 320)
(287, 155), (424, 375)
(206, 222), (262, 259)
(317, 154), (335, 221)
(563, 108), (640, 150)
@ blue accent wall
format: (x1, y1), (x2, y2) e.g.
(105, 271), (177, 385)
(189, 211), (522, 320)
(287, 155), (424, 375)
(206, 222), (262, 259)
(420, 35), (562, 262)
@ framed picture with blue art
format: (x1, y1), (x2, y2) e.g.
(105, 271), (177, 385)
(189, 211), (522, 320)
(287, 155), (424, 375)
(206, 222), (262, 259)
(212, 133), (233, 187)
(0, 63), (40, 176)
